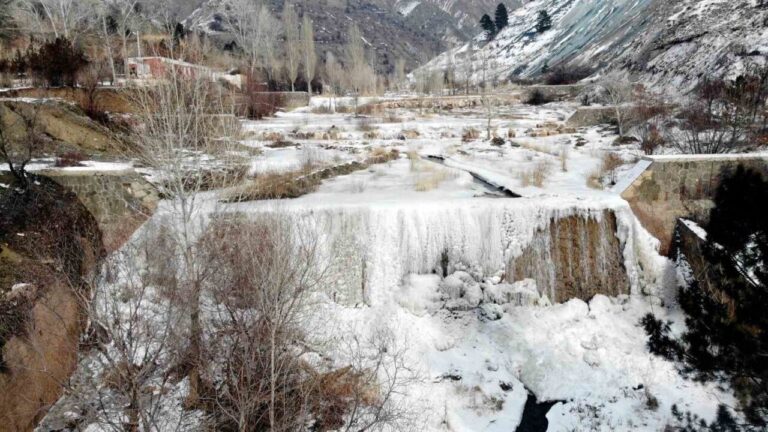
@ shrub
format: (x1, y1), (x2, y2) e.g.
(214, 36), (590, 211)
(518, 160), (552, 187)
(491, 137), (505, 146)
(462, 127), (480, 142)
(27, 37), (88, 87)
(600, 152), (624, 185)
(355, 117), (377, 132)
(525, 89), (552, 106)
(639, 124), (665, 155)
(544, 66), (593, 85)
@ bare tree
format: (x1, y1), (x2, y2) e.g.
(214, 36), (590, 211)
(445, 52), (456, 95)
(107, 0), (141, 78)
(337, 324), (421, 432)
(598, 72), (634, 137)
(127, 74), (243, 406)
(96, 2), (118, 84)
(0, 102), (43, 191)
(324, 51), (343, 112)
(393, 57), (406, 92)
(67, 225), (191, 432)
(463, 42), (475, 95)
(203, 213), (327, 431)
(283, 3), (300, 92)
(345, 23), (370, 115)
(479, 49), (497, 140)
(222, 0), (279, 76)
(301, 14), (317, 94)
(16, 0), (95, 41)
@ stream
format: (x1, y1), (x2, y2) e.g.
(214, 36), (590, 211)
(515, 390), (564, 432)
(424, 155), (521, 198)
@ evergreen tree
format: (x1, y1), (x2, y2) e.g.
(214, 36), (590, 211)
(494, 4), (509, 32)
(173, 23), (186, 45)
(642, 164), (768, 427)
(536, 10), (552, 33)
(480, 14), (496, 40)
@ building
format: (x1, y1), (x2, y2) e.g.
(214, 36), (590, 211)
(125, 57), (242, 88)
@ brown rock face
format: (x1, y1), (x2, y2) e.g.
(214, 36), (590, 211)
(0, 100), (124, 155)
(0, 284), (81, 432)
(506, 210), (629, 303)
(0, 178), (104, 432)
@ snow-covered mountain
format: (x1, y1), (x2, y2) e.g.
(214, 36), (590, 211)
(392, 0), (522, 32)
(183, 0), (523, 73)
(417, 0), (768, 93)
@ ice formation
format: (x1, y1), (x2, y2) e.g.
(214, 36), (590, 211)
(245, 195), (666, 306)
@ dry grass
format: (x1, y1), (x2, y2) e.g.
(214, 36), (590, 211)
(461, 127), (480, 143)
(587, 169), (604, 189)
(585, 152), (627, 189)
(518, 141), (557, 156)
(414, 170), (452, 192)
(517, 161), (552, 187)
(311, 104), (334, 114)
(356, 117), (378, 132)
(300, 146), (323, 170)
(262, 131), (285, 142)
(601, 152), (625, 185)
(381, 113), (404, 123)
(407, 150), (420, 171)
(412, 161), (458, 192)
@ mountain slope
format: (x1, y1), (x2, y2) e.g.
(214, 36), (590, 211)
(184, 0), (522, 73)
(417, 0), (768, 93)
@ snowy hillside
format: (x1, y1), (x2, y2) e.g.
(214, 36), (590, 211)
(417, 0), (768, 93)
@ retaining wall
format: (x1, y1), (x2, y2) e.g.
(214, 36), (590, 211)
(620, 154), (768, 254)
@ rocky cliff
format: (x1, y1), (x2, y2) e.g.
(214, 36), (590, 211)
(0, 177), (103, 432)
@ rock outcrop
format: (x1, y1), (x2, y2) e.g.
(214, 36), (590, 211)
(0, 99), (124, 155)
(0, 177), (103, 432)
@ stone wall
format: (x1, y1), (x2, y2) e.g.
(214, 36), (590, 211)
(620, 155), (768, 254)
(41, 169), (159, 252)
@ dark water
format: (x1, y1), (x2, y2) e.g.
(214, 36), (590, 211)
(424, 155), (521, 198)
(515, 391), (563, 432)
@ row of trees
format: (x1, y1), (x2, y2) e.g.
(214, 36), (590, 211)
(0, 37), (88, 87)
(0, 0), (388, 99)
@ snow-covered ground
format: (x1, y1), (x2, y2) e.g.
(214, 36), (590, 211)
(219, 99), (735, 428)
(42, 95), (736, 431)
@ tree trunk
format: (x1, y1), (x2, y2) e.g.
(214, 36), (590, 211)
(102, 16), (117, 85)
